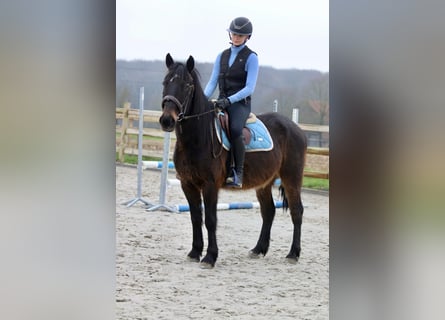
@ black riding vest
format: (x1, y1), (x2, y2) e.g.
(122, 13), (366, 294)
(218, 46), (255, 100)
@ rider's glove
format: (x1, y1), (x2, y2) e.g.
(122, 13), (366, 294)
(215, 98), (231, 110)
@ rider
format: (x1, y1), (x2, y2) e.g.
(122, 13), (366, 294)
(204, 17), (259, 188)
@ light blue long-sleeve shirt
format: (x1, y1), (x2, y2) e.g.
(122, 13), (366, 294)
(204, 44), (259, 103)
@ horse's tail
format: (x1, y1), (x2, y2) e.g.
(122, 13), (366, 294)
(279, 185), (289, 211)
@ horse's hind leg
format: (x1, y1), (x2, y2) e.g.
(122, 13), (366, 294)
(249, 184), (276, 258)
(181, 182), (203, 262)
(281, 182), (304, 263)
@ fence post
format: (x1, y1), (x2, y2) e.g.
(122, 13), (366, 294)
(118, 102), (131, 162)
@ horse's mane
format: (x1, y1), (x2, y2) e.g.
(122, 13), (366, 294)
(189, 67), (209, 114)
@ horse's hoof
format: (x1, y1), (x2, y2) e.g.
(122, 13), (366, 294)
(285, 256), (299, 264)
(187, 256), (200, 263)
(200, 255), (216, 268)
(248, 250), (261, 259)
(199, 261), (214, 269)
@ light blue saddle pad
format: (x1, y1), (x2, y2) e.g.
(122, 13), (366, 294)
(215, 113), (274, 152)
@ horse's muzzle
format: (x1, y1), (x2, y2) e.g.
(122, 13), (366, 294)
(159, 113), (176, 132)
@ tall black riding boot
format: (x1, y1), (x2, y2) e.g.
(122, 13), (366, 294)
(226, 135), (245, 188)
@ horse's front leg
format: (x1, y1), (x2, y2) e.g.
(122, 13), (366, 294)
(181, 181), (203, 262)
(200, 182), (219, 268)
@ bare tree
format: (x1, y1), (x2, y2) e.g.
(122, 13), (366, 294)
(301, 74), (329, 124)
(116, 86), (131, 108)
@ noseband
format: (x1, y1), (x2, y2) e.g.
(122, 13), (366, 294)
(162, 80), (195, 122)
(162, 72), (218, 124)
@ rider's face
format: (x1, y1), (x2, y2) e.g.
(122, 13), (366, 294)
(230, 33), (249, 46)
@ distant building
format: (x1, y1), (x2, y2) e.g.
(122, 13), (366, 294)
(296, 99), (329, 148)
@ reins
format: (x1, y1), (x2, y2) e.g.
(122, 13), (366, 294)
(178, 107), (217, 121)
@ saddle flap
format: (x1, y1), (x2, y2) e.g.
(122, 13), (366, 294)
(242, 128), (251, 145)
(218, 112), (230, 139)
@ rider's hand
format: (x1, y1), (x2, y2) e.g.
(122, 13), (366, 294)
(215, 98), (231, 110)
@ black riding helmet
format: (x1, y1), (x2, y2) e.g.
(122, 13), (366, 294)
(227, 17), (253, 39)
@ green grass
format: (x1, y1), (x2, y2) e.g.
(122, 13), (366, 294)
(116, 153), (329, 191)
(116, 153), (161, 164)
(142, 135), (164, 141)
(303, 176), (329, 191)
(116, 133), (164, 141)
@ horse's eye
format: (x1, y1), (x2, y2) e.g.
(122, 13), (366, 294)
(169, 74), (179, 83)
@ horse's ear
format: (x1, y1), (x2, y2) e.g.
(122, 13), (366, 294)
(186, 55), (194, 73)
(166, 53), (174, 68)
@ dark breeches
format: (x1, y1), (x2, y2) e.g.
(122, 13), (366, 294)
(226, 101), (251, 140)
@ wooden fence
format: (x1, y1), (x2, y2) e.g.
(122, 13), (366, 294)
(116, 103), (329, 179)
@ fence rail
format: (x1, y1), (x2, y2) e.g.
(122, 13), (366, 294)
(116, 104), (329, 179)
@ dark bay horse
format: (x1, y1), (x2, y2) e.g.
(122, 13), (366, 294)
(159, 53), (307, 268)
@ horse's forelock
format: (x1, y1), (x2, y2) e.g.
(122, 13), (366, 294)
(169, 63), (188, 79)
(189, 68), (202, 90)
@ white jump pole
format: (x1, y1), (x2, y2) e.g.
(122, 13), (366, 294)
(292, 108), (299, 124)
(142, 161), (175, 169)
(174, 201), (284, 212)
(146, 131), (178, 213)
(121, 87), (154, 208)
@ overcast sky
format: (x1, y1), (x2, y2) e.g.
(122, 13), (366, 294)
(117, 0), (329, 72)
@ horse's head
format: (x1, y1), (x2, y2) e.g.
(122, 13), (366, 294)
(159, 53), (195, 132)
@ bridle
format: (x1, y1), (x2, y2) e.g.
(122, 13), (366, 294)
(161, 69), (223, 158)
(161, 74), (216, 122)
(161, 83), (192, 120)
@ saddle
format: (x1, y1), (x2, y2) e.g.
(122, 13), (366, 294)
(218, 112), (256, 144)
(215, 111), (274, 153)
